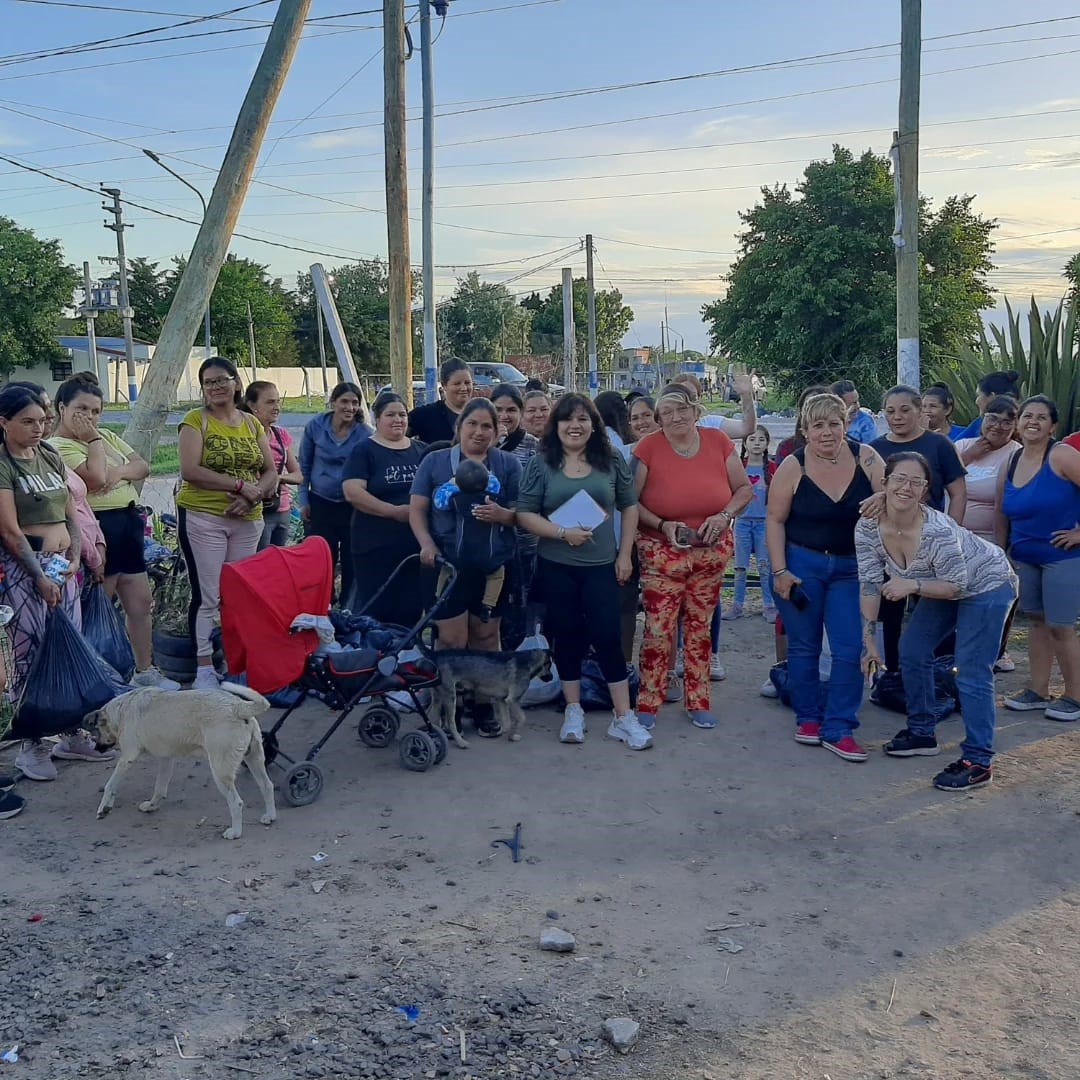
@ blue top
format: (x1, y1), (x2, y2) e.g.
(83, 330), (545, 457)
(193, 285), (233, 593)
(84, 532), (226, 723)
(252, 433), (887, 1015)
(951, 417), (982, 441)
(744, 463), (768, 519)
(846, 409), (879, 444)
(1002, 447), (1080, 565)
(298, 412), (373, 506)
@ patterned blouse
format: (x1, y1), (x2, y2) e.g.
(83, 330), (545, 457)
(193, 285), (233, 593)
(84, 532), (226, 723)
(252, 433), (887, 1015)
(855, 506), (1015, 599)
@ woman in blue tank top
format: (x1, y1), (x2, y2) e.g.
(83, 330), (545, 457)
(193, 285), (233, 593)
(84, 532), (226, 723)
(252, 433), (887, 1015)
(998, 395), (1080, 721)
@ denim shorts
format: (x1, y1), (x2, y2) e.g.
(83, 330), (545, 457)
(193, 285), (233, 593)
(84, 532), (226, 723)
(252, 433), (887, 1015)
(1015, 557), (1080, 627)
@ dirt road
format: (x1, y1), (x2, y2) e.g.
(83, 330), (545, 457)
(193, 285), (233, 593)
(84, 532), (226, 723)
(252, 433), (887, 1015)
(2, 613), (1078, 1079)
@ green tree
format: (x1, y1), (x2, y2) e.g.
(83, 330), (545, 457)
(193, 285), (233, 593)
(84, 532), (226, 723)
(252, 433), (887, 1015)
(126, 256), (167, 342)
(164, 254), (296, 366)
(0, 217), (79, 374)
(295, 259), (422, 375)
(523, 278), (634, 371)
(1066, 251), (1080, 299)
(702, 146), (997, 401)
(438, 272), (530, 363)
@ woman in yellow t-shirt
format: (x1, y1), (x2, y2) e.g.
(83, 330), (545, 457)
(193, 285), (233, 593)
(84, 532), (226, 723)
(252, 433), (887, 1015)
(52, 372), (181, 689)
(175, 357), (276, 690)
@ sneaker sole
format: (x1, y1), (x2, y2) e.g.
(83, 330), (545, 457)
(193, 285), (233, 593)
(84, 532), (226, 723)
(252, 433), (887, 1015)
(1045, 711), (1080, 723)
(50, 750), (115, 762)
(821, 741), (868, 762)
(16, 766), (57, 782)
(884, 745), (940, 757)
(993, 663), (1015, 674)
(0, 803), (25, 820)
(709, 673), (726, 682)
(794, 732), (822, 745)
(934, 774), (992, 791)
(475, 729), (505, 739)
(1005, 699), (1050, 712)
(606, 731), (653, 750)
(559, 733), (585, 744)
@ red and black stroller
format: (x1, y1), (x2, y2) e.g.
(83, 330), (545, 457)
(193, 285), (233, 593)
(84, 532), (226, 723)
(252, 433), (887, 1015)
(220, 537), (457, 807)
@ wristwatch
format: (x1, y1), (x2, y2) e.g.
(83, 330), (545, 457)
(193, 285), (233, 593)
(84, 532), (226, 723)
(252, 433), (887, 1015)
(556, 526), (567, 541)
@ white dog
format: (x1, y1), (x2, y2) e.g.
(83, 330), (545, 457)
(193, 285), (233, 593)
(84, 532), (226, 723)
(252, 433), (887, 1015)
(90, 683), (276, 841)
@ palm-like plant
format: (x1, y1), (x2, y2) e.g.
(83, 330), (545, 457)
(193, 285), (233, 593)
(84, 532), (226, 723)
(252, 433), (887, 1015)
(931, 297), (1079, 429)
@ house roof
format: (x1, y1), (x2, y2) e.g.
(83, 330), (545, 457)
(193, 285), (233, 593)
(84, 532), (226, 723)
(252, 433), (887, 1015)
(57, 336), (152, 350)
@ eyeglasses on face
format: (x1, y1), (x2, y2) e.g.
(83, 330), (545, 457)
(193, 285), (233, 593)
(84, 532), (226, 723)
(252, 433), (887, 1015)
(887, 474), (929, 490)
(203, 376), (234, 389)
(982, 414), (1015, 429)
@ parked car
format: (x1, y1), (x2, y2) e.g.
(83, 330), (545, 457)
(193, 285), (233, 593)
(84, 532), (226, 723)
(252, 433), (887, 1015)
(470, 362), (528, 395)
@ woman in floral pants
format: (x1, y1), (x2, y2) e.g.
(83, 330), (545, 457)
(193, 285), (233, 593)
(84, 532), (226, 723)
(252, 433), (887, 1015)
(632, 386), (752, 730)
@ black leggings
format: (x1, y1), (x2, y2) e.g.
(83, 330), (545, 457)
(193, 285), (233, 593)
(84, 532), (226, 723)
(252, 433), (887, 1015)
(881, 595), (906, 672)
(307, 493), (353, 602)
(350, 544), (431, 626)
(538, 557), (626, 684)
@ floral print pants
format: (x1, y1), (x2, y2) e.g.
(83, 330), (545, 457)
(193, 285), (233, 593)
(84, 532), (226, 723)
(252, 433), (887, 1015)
(637, 533), (732, 713)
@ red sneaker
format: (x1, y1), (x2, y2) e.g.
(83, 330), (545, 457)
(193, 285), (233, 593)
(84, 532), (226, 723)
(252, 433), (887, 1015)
(794, 722), (822, 745)
(821, 735), (869, 762)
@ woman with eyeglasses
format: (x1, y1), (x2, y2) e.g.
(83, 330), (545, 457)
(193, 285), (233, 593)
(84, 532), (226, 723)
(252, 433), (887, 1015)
(176, 356), (277, 690)
(858, 452), (1016, 790)
(997, 395), (1080, 722)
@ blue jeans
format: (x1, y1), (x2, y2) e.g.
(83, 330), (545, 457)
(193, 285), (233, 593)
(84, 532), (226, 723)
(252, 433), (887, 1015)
(733, 517), (774, 608)
(776, 543), (863, 742)
(899, 581), (1016, 766)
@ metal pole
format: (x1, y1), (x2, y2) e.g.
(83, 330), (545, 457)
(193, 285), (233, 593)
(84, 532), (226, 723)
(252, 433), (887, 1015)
(81, 262), (105, 395)
(141, 149), (212, 359)
(316, 297), (329, 399)
(420, 0), (439, 405)
(246, 300), (257, 382)
(383, 0), (414, 406)
(896, 0), (921, 387)
(561, 267), (575, 392)
(585, 233), (598, 397)
(101, 187), (138, 402)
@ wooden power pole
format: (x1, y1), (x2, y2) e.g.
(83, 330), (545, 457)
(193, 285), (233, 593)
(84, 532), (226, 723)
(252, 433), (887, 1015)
(122, 0), (312, 462)
(561, 267), (575, 392)
(384, 0), (414, 406)
(895, 0), (921, 387)
(585, 234), (598, 396)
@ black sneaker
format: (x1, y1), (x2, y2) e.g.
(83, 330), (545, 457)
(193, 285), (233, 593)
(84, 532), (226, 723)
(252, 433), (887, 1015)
(472, 702), (504, 739)
(933, 758), (992, 791)
(0, 772), (16, 793)
(0, 792), (26, 819)
(883, 728), (940, 757)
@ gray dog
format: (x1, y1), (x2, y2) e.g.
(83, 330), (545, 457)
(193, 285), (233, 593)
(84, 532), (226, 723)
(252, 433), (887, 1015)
(431, 648), (552, 746)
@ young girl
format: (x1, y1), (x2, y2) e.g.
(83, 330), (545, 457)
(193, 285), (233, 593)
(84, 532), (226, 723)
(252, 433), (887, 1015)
(727, 426), (777, 620)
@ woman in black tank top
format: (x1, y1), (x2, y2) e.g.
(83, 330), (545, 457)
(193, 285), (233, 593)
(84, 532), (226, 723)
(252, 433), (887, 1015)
(767, 393), (885, 763)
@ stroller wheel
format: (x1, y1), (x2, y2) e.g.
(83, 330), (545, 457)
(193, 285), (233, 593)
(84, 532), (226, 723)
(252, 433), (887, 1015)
(428, 725), (449, 765)
(399, 730), (437, 772)
(358, 705), (399, 749)
(280, 762), (324, 807)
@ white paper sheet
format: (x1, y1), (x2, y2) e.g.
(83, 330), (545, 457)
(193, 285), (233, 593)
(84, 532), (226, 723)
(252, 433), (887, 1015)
(548, 489), (608, 530)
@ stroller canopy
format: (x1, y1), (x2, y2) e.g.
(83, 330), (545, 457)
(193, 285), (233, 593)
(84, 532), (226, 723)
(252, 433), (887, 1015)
(220, 536), (333, 693)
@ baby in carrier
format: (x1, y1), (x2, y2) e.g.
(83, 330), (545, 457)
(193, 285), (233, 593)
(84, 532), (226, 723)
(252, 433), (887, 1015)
(433, 458), (506, 622)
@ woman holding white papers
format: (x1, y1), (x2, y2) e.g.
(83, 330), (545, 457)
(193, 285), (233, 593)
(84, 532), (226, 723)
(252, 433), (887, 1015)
(517, 394), (648, 750)
(633, 385), (753, 730)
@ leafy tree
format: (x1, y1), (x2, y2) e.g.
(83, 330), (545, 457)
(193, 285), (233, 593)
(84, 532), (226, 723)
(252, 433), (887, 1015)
(437, 272), (530, 363)
(702, 146), (997, 402)
(1066, 251), (1080, 301)
(523, 278), (634, 371)
(0, 217), (79, 374)
(164, 254), (297, 366)
(295, 259), (421, 376)
(126, 257), (167, 342)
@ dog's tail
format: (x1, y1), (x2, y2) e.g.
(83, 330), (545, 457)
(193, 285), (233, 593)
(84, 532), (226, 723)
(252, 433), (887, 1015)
(219, 681), (271, 716)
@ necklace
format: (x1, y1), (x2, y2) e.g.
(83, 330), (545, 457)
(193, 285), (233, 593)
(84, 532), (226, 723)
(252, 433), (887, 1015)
(810, 450), (840, 465)
(671, 433), (700, 458)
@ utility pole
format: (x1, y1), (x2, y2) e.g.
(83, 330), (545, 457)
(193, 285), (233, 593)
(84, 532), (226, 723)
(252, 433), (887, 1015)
(123, 0), (312, 462)
(315, 298), (329, 399)
(246, 301), (257, 382)
(101, 187), (138, 402)
(585, 234), (598, 397)
(80, 262), (105, 395)
(384, 0), (414, 406)
(419, 0), (448, 404)
(660, 321), (666, 362)
(561, 267), (575, 391)
(895, 0), (921, 387)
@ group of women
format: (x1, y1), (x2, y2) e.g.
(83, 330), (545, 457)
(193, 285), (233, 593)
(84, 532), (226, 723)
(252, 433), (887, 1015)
(768, 372), (1080, 792)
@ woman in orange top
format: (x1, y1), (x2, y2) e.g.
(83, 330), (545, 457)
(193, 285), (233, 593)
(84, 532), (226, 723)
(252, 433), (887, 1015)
(633, 385), (752, 729)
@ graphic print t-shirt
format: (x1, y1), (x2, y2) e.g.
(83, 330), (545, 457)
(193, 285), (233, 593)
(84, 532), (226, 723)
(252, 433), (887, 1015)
(175, 409), (265, 520)
(0, 445), (68, 526)
(744, 463), (769, 519)
(345, 438), (425, 555)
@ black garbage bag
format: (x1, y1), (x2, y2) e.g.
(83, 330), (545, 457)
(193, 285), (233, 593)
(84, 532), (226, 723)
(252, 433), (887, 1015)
(870, 656), (959, 722)
(579, 660), (640, 711)
(81, 583), (136, 683)
(11, 607), (121, 740)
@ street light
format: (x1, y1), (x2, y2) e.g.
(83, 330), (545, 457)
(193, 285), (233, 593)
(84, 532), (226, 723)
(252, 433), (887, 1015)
(142, 148), (212, 360)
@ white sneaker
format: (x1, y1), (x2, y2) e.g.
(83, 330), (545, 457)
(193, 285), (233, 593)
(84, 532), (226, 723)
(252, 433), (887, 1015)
(52, 731), (116, 763)
(131, 666), (181, 691)
(709, 654), (726, 681)
(559, 703), (586, 744)
(16, 740), (57, 782)
(192, 666), (220, 691)
(760, 677), (779, 699)
(607, 711), (653, 751)
(674, 650), (685, 677)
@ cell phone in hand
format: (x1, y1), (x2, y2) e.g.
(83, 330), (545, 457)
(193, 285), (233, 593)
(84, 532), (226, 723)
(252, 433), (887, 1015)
(674, 525), (694, 548)
(788, 584), (809, 611)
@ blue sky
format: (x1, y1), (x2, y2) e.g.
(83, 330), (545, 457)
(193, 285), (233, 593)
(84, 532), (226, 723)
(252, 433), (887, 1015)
(2, 0), (1079, 354)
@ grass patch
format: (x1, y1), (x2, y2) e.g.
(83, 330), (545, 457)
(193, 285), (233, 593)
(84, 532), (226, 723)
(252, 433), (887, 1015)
(150, 444), (180, 476)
